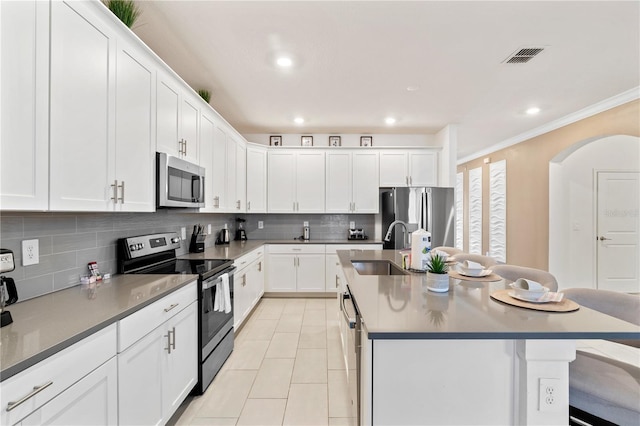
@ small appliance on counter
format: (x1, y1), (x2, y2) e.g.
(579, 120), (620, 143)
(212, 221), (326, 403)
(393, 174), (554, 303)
(235, 218), (247, 241)
(190, 224), (206, 253)
(216, 224), (230, 245)
(303, 225), (310, 241)
(0, 249), (19, 328)
(348, 229), (368, 240)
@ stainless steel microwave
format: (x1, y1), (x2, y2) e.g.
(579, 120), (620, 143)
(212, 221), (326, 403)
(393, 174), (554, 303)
(157, 152), (205, 208)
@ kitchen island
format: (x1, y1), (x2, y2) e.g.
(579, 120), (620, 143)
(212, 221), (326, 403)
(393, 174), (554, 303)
(337, 249), (640, 425)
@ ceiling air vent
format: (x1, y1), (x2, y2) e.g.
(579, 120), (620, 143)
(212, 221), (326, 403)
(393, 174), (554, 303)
(503, 47), (545, 64)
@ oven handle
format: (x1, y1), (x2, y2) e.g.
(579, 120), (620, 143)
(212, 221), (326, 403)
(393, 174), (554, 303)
(341, 292), (357, 329)
(202, 266), (236, 291)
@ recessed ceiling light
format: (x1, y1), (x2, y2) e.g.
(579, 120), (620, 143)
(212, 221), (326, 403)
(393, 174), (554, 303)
(526, 107), (541, 115)
(385, 117), (396, 125)
(294, 117), (304, 124)
(277, 57), (293, 67)
(406, 86), (420, 92)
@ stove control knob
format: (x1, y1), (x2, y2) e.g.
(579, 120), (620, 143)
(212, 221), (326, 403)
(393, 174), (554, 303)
(129, 244), (137, 251)
(140, 243), (145, 249)
(137, 243), (143, 250)
(171, 237), (180, 244)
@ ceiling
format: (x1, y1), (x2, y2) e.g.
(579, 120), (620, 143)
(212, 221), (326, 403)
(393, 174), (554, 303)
(132, 1), (640, 159)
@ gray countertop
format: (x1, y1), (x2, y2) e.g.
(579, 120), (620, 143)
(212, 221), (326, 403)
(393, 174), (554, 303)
(0, 274), (197, 381)
(179, 239), (383, 261)
(338, 250), (640, 340)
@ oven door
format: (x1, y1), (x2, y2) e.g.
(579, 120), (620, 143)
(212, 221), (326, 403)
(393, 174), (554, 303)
(201, 268), (235, 356)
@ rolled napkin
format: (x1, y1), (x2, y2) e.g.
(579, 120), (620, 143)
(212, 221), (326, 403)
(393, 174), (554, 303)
(462, 260), (483, 270)
(512, 278), (543, 291)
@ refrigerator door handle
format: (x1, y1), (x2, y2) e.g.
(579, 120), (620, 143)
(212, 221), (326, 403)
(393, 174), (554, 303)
(424, 190), (432, 233)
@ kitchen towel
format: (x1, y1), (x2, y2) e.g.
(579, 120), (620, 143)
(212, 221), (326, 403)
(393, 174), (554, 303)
(221, 273), (231, 314)
(214, 280), (222, 312)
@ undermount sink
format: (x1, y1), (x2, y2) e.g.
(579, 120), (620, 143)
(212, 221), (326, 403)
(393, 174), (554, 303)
(351, 260), (408, 276)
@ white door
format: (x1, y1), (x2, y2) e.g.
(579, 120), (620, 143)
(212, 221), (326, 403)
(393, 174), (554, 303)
(0, 0), (49, 211)
(296, 254), (326, 292)
(352, 152), (380, 213)
(409, 151), (438, 187)
(246, 146), (267, 212)
(212, 126), (228, 210)
(296, 152), (325, 213)
(326, 152), (352, 213)
(234, 268), (249, 328)
(49, 0), (114, 211)
(181, 95), (199, 163)
(235, 141), (247, 212)
(156, 73), (181, 157)
(22, 357), (118, 426)
(268, 152), (296, 213)
(163, 303), (198, 421)
(199, 113), (216, 212)
(325, 254), (341, 292)
(266, 254), (297, 291)
(597, 171), (640, 292)
(114, 41), (154, 212)
(379, 152), (408, 187)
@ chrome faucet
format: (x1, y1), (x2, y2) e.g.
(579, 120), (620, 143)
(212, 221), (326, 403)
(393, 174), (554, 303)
(384, 220), (410, 248)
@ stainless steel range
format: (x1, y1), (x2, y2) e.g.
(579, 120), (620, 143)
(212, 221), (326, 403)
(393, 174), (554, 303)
(118, 232), (235, 394)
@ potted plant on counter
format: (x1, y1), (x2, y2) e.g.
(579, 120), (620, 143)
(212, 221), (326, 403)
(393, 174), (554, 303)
(426, 253), (449, 292)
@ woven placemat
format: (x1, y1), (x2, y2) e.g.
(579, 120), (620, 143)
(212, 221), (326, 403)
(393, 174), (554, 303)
(449, 270), (502, 282)
(490, 289), (580, 313)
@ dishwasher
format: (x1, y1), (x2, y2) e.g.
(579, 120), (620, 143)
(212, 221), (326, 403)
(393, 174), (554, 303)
(341, 287), (361, 426)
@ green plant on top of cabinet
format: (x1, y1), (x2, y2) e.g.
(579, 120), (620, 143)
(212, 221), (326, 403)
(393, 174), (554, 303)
(326, 151), (379, 213)
(49, 0), (155, 212)
(268, 150), (325, 213)
(0, 0), (49, 210)
(379, 149), (439, 187)
(103, 0), (140, 28)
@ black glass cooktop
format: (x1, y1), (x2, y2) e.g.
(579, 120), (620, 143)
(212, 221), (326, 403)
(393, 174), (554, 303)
(135, 259), (233, 279)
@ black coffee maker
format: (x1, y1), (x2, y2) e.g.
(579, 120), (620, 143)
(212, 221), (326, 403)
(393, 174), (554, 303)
(235, 218), (247, 241)
(1, 249), (19, 328)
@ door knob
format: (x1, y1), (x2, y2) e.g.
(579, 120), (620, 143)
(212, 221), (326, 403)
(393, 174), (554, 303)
(598, 236), (612, 241)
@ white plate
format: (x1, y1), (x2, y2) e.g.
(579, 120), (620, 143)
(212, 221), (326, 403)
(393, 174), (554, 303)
(508, 291), (550, 304)
(457, 269), (492, 277)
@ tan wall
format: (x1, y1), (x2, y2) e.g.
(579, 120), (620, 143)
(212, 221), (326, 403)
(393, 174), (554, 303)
(457, 100), (640, 270)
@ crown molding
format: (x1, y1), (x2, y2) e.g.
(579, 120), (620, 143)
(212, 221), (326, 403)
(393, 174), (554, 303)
(457, 87), (640, 165)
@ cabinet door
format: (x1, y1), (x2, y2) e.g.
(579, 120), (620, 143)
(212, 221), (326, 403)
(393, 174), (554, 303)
(0, 0), (49, 210)
(226, 136), (237, 212)
(22, 357), (118, 426)
(49, 0), (114, 211)
(266, 254), (297, 291)
(297, 254), (326, 292)
(352, 151), (379, 213)
(246, 146), (267, 213)
(408, 151), (438, 186)
(234, 269), (249, 328)
(114, 41), (155, 212)
(212, 126), (228, 210)
(156, 72), (181, 158)
(118, 325), (164, 425)
(268, 151), (296, 213)
(235, 140), (247, 212)
(163, 302), (198, 421)
(181, 95), (199, 164)
(379, 151), (408, 187)
(325, 254), (341, 292)
(296, 152), (325, 213)
(199, 113), (216, 212)
(325, 152), (352, 213)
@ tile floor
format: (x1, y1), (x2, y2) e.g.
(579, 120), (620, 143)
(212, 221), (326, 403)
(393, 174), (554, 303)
(170, 297), (351, 426)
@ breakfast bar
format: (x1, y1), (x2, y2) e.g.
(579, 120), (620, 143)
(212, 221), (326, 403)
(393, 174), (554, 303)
(337, 249), (640, 425)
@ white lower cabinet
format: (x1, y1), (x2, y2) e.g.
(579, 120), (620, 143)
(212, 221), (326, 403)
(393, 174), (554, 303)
(234, 248), (265, 329)
(266, 245), (325, 292)
(326, 244), (383, 292)
(21, 357), (118, 426)
(0, 325), (117, 426)
(117, 282), (198, 425)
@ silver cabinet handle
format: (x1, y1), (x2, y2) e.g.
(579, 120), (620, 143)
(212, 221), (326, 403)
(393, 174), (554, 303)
(110, 180), (118, 202)
(293, 201), (296, 211)
(292, 248), (302, 251)
(214, 196), (220, 208)
(165, 326), (176, 353)
(247, 201), (251, 211)
(178, 139), (184, 155)
(406, 176), (409, 185)
(409, 176), (412, 185)
(335, 274), (339, 288)
(171, 326), (176, 351)
(118, 181), (125, 203)
(237, 200), (241, 209)
(258, 261), (262, 272)
(184, 140), (187, 156)
(164, 303), (179, 312)
(598, 236), (613, 241)
(6, 381), (54, 412)
(240, 261), (247, 266)
(243, 275), (247, 286)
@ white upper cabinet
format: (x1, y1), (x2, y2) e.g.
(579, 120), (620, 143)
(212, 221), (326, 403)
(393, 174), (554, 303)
(268, 150), (325, 213)
(211, 126), (228, 211)
(326, 151), (379, 213)
(235, 139), (247, 212)
(380, 149), (438, 187)
(0, 0), (49, 211)
(49, 0), (115, 211)
(246, 144), (267, 213)
(199, 112), (216, 212)
(180, 93), (200, 164)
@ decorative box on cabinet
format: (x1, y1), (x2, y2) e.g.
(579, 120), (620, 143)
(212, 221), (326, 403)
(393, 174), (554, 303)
(266, 245), (325, 292)
(0, 324), (117, 426)
(118, 281), (198, 425)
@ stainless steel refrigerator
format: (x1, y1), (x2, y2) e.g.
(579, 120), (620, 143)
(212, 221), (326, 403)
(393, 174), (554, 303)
(381, 187), (455, 250)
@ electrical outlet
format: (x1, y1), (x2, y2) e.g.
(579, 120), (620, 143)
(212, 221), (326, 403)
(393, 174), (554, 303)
(181, 227), (187, 240)
(350, 221), (356, 229)
(258, 221), (264, 229)
(539, 378), (561, 412)
(303, 221), (309, 227)
(22, 239), (40, 266)
(207, 224), (212, 235)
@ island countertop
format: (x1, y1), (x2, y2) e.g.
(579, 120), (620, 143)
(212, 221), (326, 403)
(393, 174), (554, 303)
(337, 249), (640, 340)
